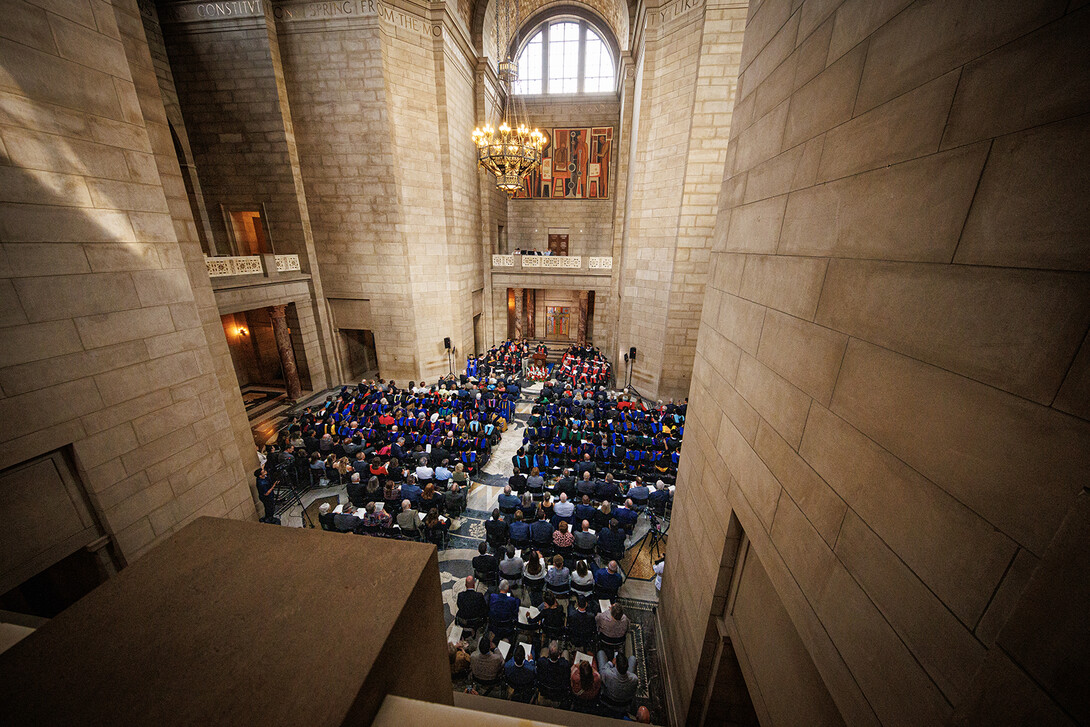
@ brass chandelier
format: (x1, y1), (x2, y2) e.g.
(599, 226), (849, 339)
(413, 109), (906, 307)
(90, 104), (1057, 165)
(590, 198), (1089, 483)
(472, 0), (546, 196)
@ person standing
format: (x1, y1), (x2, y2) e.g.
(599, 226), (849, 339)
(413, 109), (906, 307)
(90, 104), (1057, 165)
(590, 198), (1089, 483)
(255, 467), (276, 522)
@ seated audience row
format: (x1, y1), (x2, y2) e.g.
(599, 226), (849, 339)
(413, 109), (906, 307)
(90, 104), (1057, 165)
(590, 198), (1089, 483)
(516, 384), (684, 486)
(554, 344), (611, 387)
(467, 339), (528, 379)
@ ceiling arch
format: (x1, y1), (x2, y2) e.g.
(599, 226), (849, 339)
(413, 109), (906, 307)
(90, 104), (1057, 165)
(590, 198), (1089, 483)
(473, 0), (630, 62)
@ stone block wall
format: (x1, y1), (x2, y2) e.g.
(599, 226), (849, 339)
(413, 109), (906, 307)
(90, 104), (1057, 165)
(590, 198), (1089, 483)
(437, 26), (488, 376)
(160, 6), (311, 260)
(135, 0), (259, 489)
(615, 0), (747, 402)
(660, 1), (1090, 724)
(0, 0), (255, 565)
(275, 11), (420, 380)
(659, 0), (747, 398)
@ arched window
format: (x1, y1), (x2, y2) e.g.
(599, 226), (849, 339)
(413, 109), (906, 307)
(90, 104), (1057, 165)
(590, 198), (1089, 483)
(512, 17), (616, 95)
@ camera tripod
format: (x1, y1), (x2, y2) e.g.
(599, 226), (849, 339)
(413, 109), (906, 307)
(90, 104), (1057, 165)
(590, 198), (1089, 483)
(622, 507), (669, 579)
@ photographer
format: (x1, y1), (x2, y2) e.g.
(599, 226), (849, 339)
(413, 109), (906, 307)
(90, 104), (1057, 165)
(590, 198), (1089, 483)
(254, 466), (276, 522)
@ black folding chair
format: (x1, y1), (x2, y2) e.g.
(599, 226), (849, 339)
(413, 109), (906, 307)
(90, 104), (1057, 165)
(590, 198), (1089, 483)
(536, 681), (571, 709)
(598, 631), (626, 655)
(472, 673), (506, 698)
(490, 617), (517, 642)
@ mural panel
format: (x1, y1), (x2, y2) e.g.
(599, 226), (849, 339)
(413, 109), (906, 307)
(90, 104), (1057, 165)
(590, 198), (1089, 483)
(516, 127), (614, 199)
(546, 306), (572, 337)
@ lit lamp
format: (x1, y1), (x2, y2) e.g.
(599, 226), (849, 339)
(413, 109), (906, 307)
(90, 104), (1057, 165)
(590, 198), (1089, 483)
(473, 121), (546, 197)
(236, 326), (249, 337)
(472, 0), (545, 196)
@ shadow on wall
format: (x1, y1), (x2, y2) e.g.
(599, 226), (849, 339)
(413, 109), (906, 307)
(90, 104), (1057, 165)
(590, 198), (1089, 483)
(0, 56), (255, 555)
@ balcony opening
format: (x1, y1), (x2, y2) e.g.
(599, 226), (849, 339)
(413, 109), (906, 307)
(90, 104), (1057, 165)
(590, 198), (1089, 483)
(507, 288), (595, 345)
(341, 328), (378, 381)
(222, 205), (273, 256)
(0, 451), (118, 622)
(222, 305), (313, 444)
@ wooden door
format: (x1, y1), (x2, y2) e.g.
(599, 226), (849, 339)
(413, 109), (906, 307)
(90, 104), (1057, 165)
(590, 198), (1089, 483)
(548, 234), (569, 256)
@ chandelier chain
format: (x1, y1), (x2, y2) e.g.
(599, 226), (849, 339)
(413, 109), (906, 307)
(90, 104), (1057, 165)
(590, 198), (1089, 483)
(474, 0), (544, 197)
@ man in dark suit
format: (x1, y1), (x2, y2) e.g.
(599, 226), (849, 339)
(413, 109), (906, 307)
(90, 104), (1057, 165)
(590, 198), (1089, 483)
(535, 640), (571, 704)
(505, 645), (537, 701)
(488, 580), (521, 634)
(498, 485), (521, 517)
(508, 468), (527, 494)
(574, 494), (597, 525)
(573, 520), (597, 554)
(567, 595), (596, 648)
(626, 478), (650, 508)
(530, 515), (554, 549)
(254, 467), (276, 521)
(456, 576), (488, 625)
(346, 472), (365, 507)
(552, 468), (576, 499)
(648, 480), (672, 509)
(597, 520), (626, 560)
(508, 510), (531, 545)
(400, 476), (422, 508)
(613, 498), (639, 533)
(429, 442), (450, 468)
(473, 542), (499, 586)
(595, 473), (621, 503)
(484, 508), (509, 551)
(575, 453), (595, 479)
(594, 560), (625, 598)
(576, 470), (596, 498)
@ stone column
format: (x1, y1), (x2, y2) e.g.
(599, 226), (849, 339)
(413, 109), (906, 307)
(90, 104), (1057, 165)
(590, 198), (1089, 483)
(513, 288), (524, 340)
(526, 289), (536, 339)
(268, 304), (303, 401)
(577, 290), (589, 345)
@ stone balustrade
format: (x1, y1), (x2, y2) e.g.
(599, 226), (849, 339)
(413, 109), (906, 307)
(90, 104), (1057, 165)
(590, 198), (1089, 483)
(491, 254), (612, 274)
(275, 254), (301, 272)
(205, 255), (263, 277)
(205, 254), (301, 277)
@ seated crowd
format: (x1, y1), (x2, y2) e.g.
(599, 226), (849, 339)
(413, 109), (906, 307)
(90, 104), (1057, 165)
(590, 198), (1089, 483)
(554, 344), (611, 387)
(257, 376), (522, 543)
(450, 628), (651, 721)
(451, 543), (647, 718)
(447, 467), (667, 716)
(519, 382), (685, 488)
(467, 339), (528, 380)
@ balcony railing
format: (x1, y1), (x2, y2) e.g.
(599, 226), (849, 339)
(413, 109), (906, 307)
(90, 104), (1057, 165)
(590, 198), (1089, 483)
(492, 254), (612, 272)
(205, 254), (300, 278)
(275, 254), (301, 272)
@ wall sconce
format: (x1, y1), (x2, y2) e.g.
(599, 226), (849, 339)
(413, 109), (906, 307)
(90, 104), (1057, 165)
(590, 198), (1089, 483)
(236, 326), (249, 337)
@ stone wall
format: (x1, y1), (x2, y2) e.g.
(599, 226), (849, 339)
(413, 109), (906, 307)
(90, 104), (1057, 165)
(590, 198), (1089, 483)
(275, 11), (420, 380)
(660, 1), (1090, 724)
(0, 0), (255, 566)
(160, 4), (311, 260)
(615, 0), (746, 401)
(136, 0), (260, 487)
